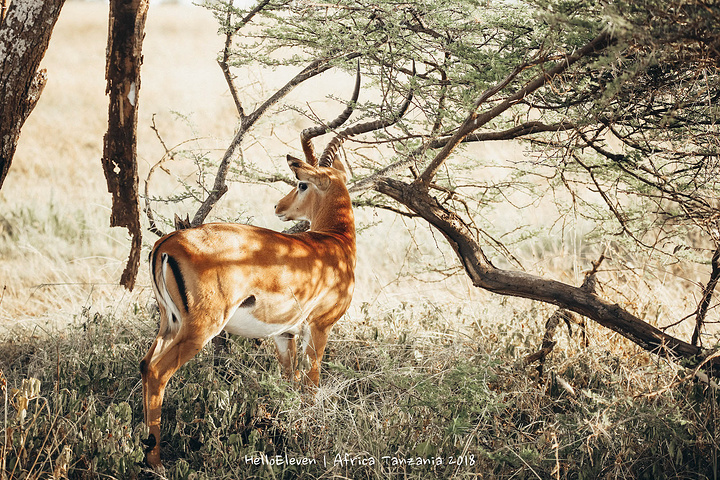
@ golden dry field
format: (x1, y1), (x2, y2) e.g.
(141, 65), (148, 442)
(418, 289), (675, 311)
(1, 1), (494, 327)
(1, 3), (718, 479)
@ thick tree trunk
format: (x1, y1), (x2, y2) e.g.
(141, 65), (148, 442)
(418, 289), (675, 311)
(0, 0), (66, 190)
(375, 177), (718, 375)
(102, 0), (149, 290)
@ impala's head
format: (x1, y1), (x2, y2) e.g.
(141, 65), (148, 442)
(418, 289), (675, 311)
(274, 62), (412, 231)
(275, 155), (350, 225)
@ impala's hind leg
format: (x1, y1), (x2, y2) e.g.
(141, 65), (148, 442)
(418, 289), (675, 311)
(140, 324), (216, 469)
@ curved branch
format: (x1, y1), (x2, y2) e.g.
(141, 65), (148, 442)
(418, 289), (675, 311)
(374, 176), (717, 375)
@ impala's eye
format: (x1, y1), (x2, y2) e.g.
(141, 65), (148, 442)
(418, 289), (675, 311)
(298, 182), (308, 192)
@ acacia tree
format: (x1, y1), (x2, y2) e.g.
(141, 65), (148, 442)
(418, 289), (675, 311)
(149, 0), (720, 374)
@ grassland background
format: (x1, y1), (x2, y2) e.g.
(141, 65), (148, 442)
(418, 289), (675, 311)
(1, 1), (501, 325)
(0, 2), (718, 479)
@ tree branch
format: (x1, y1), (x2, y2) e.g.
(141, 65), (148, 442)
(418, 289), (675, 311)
(348, 121), (575, 196)
(374, 176), (718, 376)
(416, 31), (613, 187)
(218, 0), (273, 117)
(189, 53), (360, 228)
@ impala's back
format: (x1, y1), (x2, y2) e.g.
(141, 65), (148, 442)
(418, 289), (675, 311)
(149, 219), (356, 340)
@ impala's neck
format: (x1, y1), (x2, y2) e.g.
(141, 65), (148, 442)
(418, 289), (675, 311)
(310, 188), (356, 243)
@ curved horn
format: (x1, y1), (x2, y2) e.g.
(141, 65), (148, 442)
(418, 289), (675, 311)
(318, 87), (413, 168)
(300, 62), (361, 166)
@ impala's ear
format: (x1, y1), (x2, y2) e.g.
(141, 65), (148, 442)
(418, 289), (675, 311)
(286, 154), (306, 171)
(330, 158), (348, 182)
(286, 154), (330, 189)
(287, 154), (312, 179)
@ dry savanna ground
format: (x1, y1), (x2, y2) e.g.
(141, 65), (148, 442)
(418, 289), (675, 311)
(0, 2), (718, 479)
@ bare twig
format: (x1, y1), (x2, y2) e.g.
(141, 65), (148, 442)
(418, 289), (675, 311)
(692, 243), (720, 346)
(301, 61), (361, 165)
(144, 115), (202, 238)
(317, 72), (413, 167)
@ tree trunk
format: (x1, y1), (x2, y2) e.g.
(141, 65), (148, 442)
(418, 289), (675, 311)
(102, 0), (149, 290)
(0, 0), (66, 190)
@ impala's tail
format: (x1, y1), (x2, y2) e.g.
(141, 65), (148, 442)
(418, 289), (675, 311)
(150, 247), (187, 337)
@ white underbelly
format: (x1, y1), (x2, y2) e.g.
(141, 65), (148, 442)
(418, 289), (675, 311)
(223, 306), (303, 338)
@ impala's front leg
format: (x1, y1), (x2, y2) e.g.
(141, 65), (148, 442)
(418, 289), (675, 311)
(273, 332), (299, 382)
(303, 324), (332, 388)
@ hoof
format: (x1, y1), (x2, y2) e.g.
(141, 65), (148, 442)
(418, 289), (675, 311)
(143, 434), (164, 472)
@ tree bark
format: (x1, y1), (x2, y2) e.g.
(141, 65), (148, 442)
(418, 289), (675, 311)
(374, 177), (718, 375)
(102, 0), (149, 290)
(0, 0), (66, 190)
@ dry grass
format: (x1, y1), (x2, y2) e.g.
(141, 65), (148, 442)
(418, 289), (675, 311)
(0, 302), (717, 479)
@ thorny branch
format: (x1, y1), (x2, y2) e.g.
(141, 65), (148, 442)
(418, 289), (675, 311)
(145, 0), (361, 233)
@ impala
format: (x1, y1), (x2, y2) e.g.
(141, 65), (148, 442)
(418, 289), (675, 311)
(140, 67), (411, 469)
